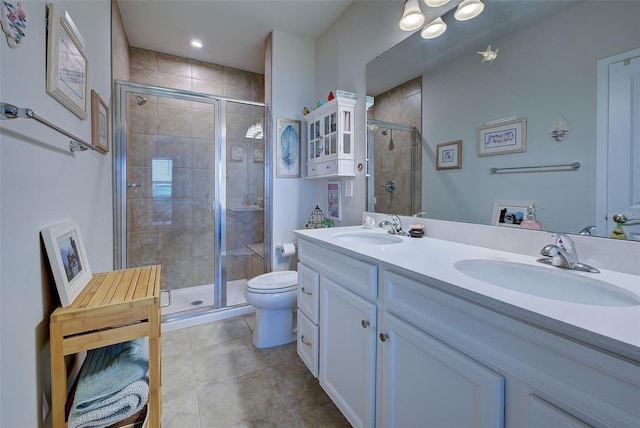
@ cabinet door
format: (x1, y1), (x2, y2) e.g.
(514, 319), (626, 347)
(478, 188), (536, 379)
(320, 277), (376, 428)
(379, 313), (504, 428)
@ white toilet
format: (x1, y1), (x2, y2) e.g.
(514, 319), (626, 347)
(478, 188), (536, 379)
(244, 270), (298, 348)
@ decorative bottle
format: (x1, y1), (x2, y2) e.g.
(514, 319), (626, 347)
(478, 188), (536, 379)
(520, 205), (543, 230)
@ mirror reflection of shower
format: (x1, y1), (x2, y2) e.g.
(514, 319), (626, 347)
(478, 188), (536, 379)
(133, 93), (147, 105)
(366, 119), (421, 216)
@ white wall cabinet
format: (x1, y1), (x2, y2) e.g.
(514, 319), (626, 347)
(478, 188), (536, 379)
(304, 93), (356, 179)
(319, 277), (376, 427)
(378, 312), (504, 428)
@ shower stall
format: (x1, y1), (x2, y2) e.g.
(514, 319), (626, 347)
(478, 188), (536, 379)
(366, 119), (421, 216)
(114, 81), (269, 322)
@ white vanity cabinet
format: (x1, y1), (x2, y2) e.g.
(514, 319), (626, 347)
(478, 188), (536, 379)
(378, 312), (504, 427)
(297, 239), (378, 427)
(295, 234), (640, 428)
(304, 93), (356, 179)
(382, 269), (640, 428)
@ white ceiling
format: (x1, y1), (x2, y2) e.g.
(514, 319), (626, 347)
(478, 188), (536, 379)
(117, 0), (355, 74)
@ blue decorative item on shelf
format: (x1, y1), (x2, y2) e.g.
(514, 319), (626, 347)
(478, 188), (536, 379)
(315, 99), (324, 109)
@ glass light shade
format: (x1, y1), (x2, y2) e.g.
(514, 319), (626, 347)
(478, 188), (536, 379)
(454, 0), (485, 21)
(423, 0), (450, 7)
(399, 0), (425, 31)
(421, 17), (447, 39)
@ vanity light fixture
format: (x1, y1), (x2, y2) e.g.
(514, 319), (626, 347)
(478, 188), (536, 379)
(399, 0), (425, 31)
(190, 39), (203, 48)
(423, 0), (450, 7)
(454, 0), (485, 21)
(421, 17), (447, 39)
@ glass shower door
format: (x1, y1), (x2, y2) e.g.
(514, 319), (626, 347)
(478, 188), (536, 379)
(122, 87), (219, 318)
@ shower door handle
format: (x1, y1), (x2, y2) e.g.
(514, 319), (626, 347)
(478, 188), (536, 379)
(127, 183), (141, 189)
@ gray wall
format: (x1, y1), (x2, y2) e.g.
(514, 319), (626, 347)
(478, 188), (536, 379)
(0, 1), (112, 426)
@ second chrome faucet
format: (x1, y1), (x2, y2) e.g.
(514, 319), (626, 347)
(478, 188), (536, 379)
(537, 233), (599, 273)
(378, 214), (408, 235)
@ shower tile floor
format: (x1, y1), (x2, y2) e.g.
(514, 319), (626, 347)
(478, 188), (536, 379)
(161, 314), (351, 427)
(161, 280), (247, 316)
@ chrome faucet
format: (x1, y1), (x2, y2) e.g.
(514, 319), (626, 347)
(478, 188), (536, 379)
(578, 225), (596, 236)
(537, 233), (599, 273)
(379, 214), (407, 235)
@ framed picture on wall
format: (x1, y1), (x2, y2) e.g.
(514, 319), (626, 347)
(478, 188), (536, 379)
(91, 90), (110, 154)
(46, 4), (89, 119)
(477, 118), (527, 156)
(436, 140), (462, 170)
(326, 181), (342, 221)
(41, 220), (92, 307)
(276, 118), (301, 178)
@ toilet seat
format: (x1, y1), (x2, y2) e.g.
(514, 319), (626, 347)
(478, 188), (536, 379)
(246, 270), (297, 294)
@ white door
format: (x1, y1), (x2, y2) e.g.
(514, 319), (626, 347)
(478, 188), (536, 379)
(604, 54), (640, 240)
(378, 313), (504, 428)
(319, 277), (376, 428)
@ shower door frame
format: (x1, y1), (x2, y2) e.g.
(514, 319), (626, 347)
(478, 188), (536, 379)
(366, 119), (420, 215)
(114, 80), (270, 313)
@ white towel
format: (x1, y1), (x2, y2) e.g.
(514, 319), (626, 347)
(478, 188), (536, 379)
(67, 377), (149, 428)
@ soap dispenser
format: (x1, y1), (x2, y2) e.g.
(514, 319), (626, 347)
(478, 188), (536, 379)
(520, 205), (543, 230)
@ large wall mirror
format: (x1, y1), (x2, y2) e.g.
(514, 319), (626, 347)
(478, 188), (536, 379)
(366, 0), (640, 240)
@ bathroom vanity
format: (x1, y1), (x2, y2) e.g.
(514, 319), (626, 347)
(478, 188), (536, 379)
(294, 226), (640, 428)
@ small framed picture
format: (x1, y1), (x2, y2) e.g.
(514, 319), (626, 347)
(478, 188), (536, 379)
(46, 4), (89, 120)
(91, 90), (110, 154)
(230, 146), (243, 161)
(41, 220), (92, 307)
(276, 118), (301, 178)
(326, 181), (342, 221)
(253, 147), (264, 163)
(491, 200), (533, 227)
(436, 140), (462, 170)
(477, 118), (527, 157)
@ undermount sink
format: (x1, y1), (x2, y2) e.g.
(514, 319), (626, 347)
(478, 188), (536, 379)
(454, 259), (640, 307)
(333, 231), (403, 245)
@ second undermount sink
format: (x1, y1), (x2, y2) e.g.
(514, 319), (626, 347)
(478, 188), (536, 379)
(454, 259), (640, 307)
(333, 231), (403, 245)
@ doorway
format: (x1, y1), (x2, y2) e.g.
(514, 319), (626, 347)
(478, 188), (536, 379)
(114, 81), (268, 321)
(596, 48), (640, 240)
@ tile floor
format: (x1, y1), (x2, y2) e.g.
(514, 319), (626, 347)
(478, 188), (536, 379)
(161, 314), (351, 427)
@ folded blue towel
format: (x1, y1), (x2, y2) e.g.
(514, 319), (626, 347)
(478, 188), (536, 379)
(72, 338), (148, 412)
(68, 377), (148, 428)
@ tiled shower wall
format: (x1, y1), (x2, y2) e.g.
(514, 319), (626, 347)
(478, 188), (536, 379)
(368, 77), (422, 216)
(127, 47), (265, 289)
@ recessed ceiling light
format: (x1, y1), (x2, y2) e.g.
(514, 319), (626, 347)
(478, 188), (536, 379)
(190, 39), (203, 48)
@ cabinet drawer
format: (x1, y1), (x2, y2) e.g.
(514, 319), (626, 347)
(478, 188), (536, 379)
(298, 263), (319, 323)
(297, 311), (318, 377)
(307, 160), (337, 177)
(299, 240), (377, 299)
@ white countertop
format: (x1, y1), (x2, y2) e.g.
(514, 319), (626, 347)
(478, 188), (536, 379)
(295, 226), (640, 362)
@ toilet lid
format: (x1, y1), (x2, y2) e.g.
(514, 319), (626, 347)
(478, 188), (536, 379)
(247, 270), (297, 293)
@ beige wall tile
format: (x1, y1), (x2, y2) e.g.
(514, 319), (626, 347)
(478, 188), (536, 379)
(157, 135), (193, 168)
(128, 132), (156, 166)
(130, 47), (157, 71)
(191, 59), (224, 82)
(158, 104), (192, 138)
(158, 52), (192, 78)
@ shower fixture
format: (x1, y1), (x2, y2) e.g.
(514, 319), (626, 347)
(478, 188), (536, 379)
(134, 93), (147, 105)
